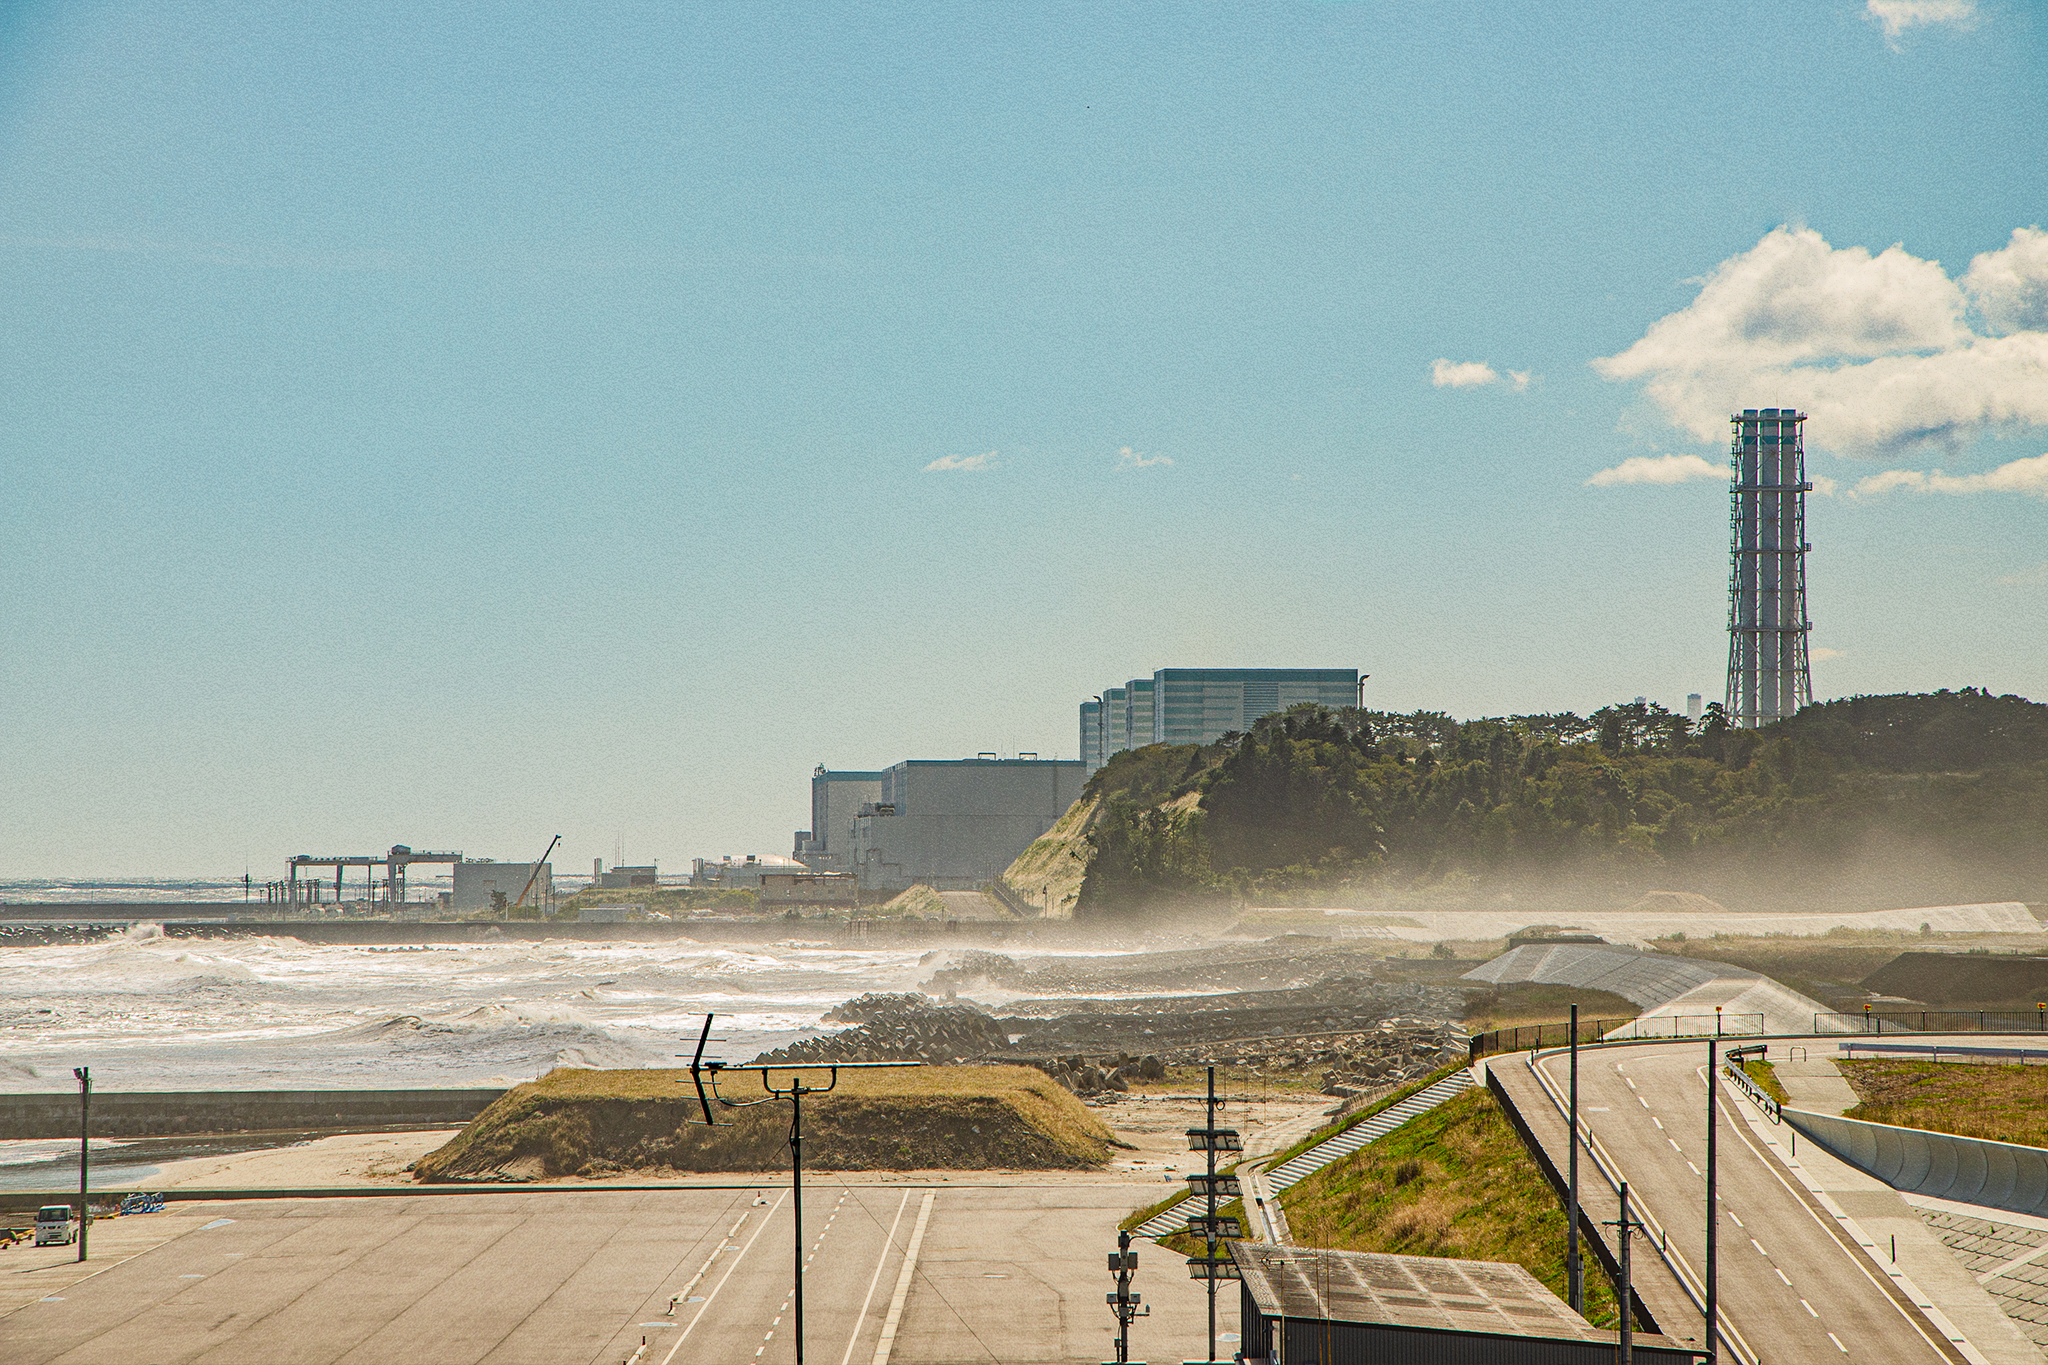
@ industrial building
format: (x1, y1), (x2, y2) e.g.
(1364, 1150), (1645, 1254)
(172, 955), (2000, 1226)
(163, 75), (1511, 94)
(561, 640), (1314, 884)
(848, 756), (1086, 892)
(792, 767), (886, 873)
(690, 854), (806, 888)
(1726, 407), (1813, 728)
(591, 860), (658, 889)
(757, 870), (858, 911)
(1231, 1243), (1697, 1365)
(1079, 668), (1361, 771)
(450, 859), (552, 914)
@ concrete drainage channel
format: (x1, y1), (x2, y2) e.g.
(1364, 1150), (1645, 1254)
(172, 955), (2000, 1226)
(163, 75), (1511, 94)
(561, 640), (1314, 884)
(1132, 1068), (1476, 1242)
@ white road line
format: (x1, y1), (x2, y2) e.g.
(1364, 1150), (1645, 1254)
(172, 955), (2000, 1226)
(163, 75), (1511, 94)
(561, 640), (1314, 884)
(1802, 1299), (1818, 1317)
(1638, 1096), (1650, 1108)
(1688, 1161), (1701, 1176)
(1829, 1331), (1849, 1353)
(662, 1190), (789, 1365)
(1730, 1213), (1744, 1228)
(842, 1191), (912, 1365)
(1668, 1138), (1683, 1153)
(1753, 1239), (1769, 1257)
(871, 1191), (936, 1365)
(1652, 1116), (1663, 1129)
(1777, 1269), (1793, 1286)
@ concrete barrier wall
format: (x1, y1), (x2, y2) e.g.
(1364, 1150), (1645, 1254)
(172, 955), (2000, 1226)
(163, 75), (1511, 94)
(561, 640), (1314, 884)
(1783, 1107), (2048, 1218)
(0, 1088), (506, 1138)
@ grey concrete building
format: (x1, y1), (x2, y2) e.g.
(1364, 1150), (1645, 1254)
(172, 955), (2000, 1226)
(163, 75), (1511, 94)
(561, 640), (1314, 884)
(849, 757), (1087, 892)
(793, 766), (886, 873)
(450, 859), (551, 913)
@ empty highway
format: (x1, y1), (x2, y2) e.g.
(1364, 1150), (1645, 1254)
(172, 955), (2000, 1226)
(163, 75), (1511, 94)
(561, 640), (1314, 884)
(1525, 1039), (1967, 1365)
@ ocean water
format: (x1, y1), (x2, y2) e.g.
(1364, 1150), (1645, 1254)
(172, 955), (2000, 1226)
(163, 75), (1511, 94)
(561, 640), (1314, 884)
(0, 922), (990, 1093)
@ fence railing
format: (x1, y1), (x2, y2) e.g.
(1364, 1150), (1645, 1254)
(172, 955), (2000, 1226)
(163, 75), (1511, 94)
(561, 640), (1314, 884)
(1468, 1013), (1767, 1060)
(1814, 1009), (2048, 1035)
(1468, 1018), (1631, 1061)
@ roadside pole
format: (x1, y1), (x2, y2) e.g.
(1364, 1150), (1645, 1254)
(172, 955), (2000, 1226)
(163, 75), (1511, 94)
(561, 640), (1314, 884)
(1617, 1181), (1634, 1365)
(74, 1066), (89, 1262)
(1568, 1002), (1582, 1314)
(1706, 1038), (1719, 1365)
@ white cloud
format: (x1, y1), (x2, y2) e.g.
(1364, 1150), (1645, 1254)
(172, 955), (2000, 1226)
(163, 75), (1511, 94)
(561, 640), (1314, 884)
(1586, 453), (1723, 487)
(1117, 446), (1173, 469)
(1506, 369), (1531, 392)
(924, 451), (996, 472)
(1851, 452), (2048, 499)
(1595, 226), (2048, 458)
(1812, 647), (1846, 662)
(1866, 0), (1980, 45)
(1965, 227), (2048, 336)
(1432, 359), (1499, 388)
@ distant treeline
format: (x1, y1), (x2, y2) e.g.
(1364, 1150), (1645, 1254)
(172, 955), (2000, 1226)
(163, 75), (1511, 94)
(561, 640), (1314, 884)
(1074, 690), (2048, 917)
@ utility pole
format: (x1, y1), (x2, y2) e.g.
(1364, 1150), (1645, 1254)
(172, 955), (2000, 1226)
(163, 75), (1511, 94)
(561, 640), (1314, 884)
(1568, 1002), (1582, 1313)
(1707, 1038), (1720, 1365)
(1609, 1181), (1639, 1365)
(74, 1066), (89, 1262)
(1182, 1065), (1244, 1364)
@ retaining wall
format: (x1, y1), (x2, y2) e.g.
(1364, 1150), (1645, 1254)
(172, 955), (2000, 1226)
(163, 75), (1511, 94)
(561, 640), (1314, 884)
(0, 1088), (506, 1138)
(1782, 1107), (2048, 1219)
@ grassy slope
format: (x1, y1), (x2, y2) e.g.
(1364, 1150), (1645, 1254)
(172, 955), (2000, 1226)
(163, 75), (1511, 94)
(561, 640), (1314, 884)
(1279, 1088), (1623, 1329)
(1000, 795), (1097, 919)
(1838, 1059), (2048, 1147)
(416, 1064), (1114, 1180)
(1740, 1058), (1790, 1104)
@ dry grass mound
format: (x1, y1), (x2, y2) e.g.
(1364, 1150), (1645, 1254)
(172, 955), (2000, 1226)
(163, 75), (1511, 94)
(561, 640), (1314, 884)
(880, 885), (946, 918)
(1839, 1060), (2048, 1148)
(414, 1064), (1115, 1182)
(1276, 1087), (1623, 1329)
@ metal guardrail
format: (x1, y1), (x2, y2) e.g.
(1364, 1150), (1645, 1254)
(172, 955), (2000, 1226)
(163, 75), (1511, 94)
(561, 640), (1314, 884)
(1721, 1063), (1779, 1123)
(1840, 1040), (2048, 1064)
(1815, 1009), (2048, 1034)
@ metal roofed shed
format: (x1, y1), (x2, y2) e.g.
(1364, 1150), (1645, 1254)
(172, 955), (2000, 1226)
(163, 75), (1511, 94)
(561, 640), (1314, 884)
(1230, 1243), (1700, 1365)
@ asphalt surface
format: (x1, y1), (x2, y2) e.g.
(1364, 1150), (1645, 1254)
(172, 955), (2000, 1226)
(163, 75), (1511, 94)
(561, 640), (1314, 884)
(1532, 1040), (1966, 1365)
(0, 1184), (1219, 1364)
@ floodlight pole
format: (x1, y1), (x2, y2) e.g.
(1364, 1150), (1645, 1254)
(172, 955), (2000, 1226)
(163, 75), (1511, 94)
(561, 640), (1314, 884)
(1206, 1064), (1218, 1364)
(1568, 1002), (1582, 1313)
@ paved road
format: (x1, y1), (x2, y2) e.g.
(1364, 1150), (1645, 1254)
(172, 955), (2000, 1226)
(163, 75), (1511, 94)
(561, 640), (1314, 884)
(1533, 1040), (1965, 1365)
(0, 1184), (1218, 1364)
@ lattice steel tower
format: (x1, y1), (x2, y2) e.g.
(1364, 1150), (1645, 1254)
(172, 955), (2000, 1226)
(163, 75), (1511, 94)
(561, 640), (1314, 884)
(1725, 407), (1812, 727)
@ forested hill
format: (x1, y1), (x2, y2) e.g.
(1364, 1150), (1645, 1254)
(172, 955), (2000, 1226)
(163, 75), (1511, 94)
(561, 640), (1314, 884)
(1074, 689), (2048, 918)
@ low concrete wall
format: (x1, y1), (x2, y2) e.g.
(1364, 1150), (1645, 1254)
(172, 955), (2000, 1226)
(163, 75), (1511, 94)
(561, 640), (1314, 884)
(0, 1089), (505, 1138)
(1783, 1106), (2048, 1219)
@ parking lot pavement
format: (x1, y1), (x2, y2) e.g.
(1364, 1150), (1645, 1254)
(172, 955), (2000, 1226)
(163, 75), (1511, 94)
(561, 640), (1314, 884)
(0, 1184), (1216, 1364)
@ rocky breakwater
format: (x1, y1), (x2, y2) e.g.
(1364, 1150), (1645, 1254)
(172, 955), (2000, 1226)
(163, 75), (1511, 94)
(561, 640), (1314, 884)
(749, 993), (1012, 1066)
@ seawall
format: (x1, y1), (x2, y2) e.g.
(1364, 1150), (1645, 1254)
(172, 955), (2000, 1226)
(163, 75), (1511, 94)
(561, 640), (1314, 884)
(0, 1088), (506, 1138)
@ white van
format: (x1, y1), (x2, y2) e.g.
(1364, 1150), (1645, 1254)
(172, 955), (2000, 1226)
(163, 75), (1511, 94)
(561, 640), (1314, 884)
(34, 1206), (76, 1247)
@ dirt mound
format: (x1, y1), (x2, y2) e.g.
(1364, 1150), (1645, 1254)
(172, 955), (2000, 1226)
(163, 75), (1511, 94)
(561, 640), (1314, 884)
(1862, 951), (2048, 1007)
(413, 1064), (1113, 1181)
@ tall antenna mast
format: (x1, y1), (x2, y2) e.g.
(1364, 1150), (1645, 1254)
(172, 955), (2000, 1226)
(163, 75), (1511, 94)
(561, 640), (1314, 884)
(1725, 407), (1813, 727)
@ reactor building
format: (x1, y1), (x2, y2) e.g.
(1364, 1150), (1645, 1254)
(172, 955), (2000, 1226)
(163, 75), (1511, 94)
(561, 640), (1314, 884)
(1725, 408), (1813, 728)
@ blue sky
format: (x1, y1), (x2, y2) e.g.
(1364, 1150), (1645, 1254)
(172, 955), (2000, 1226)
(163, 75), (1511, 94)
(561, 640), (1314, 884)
(3, 1), (2044, 876)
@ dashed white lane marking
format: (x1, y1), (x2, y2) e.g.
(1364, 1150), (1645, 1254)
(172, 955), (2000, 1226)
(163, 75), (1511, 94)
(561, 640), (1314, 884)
(1753, 1239), (1769, 1257)
(1802, 1299), (1819, 1317)
(1688, 1161), (1702, 1176)
(662, 1193), (786, 1365)
(1668, 1138), (1684, 1153)
(1729, 1212), (1745, 1228)
(1828, 1331), (1848, 1353)
(1638, 1096), (1650, 1108)
(1777, 1269), (1793, 1286)
(1652, 1116), (1664, 1129)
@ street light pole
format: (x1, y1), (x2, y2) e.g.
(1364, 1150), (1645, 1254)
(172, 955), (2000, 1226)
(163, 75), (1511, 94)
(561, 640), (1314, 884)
(1568, 1003), (1582, 1313)
(1707, 1038), (1719, 1365)
(74, 1066), (89, 1262)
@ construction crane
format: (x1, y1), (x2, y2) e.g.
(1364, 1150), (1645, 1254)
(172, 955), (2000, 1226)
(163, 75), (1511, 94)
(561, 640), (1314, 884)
(509, 835), (561, 918)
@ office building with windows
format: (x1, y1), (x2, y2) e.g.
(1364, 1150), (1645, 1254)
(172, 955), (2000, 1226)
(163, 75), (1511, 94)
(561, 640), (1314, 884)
(1079, 667), (1361, 771)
